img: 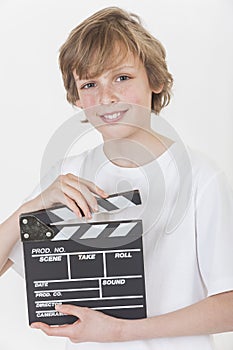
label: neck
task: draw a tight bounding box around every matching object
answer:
[103,129,174,168]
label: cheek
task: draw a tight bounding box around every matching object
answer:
[119,86,151,107]
[79,94,97,109]
[119,88,140,104]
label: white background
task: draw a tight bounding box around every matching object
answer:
[0,0,233,349]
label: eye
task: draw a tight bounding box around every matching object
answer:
[116,75,130,82]
[81,82,96,89]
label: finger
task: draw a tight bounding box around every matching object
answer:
[73,179,109,214]
[30,322,74,338]
[59,182,92,218]
[64,195,82,218]
[42,185,83,218]
[82,180,109,198]
[75,183,99,213]
[59,176,95,216]
[55,304,87,318]
[68,174,108,198]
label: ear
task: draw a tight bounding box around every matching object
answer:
[152,84,163,94]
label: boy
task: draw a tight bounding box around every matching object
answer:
[1,6,233,350]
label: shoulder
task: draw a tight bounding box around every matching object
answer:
[33,150,90,196]
[60,149,90,175]
[185,147,232,202]
[165,142,222,190]
[61,144,103,175]
[168,142,228,200]
[187,147,222,185]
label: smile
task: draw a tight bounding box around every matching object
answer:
[100,110,127,123]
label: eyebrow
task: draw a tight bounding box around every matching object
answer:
[74,65,136,82]
[111,65,136,72]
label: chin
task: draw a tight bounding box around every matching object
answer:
[99,124,139,140]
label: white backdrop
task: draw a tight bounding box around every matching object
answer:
[0,0,232,349]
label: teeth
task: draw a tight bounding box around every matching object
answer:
[103,112,121,120]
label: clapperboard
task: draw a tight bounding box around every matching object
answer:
[20,190,147,325]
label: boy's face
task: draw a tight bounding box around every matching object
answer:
[73,52,161,141]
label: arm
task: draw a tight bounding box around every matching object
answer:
[0,173,108,276]
[0,202,33,275]
[31,291,233,343]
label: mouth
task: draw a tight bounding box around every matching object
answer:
[99,110,127,124]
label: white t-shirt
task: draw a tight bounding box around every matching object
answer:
[9,142,233,350]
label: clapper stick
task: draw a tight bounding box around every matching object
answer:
[20,189,147,325]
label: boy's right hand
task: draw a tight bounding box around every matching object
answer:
[31,173,108,219]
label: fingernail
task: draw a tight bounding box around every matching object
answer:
[55,304,61,310]
[93,205,99,212]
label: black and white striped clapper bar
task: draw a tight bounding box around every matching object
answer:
[20,189,147,325]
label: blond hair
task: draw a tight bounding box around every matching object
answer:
[59,7,173,114]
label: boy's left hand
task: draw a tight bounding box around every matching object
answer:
[31,304,124,343]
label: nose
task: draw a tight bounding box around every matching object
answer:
[98,84,118,105]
